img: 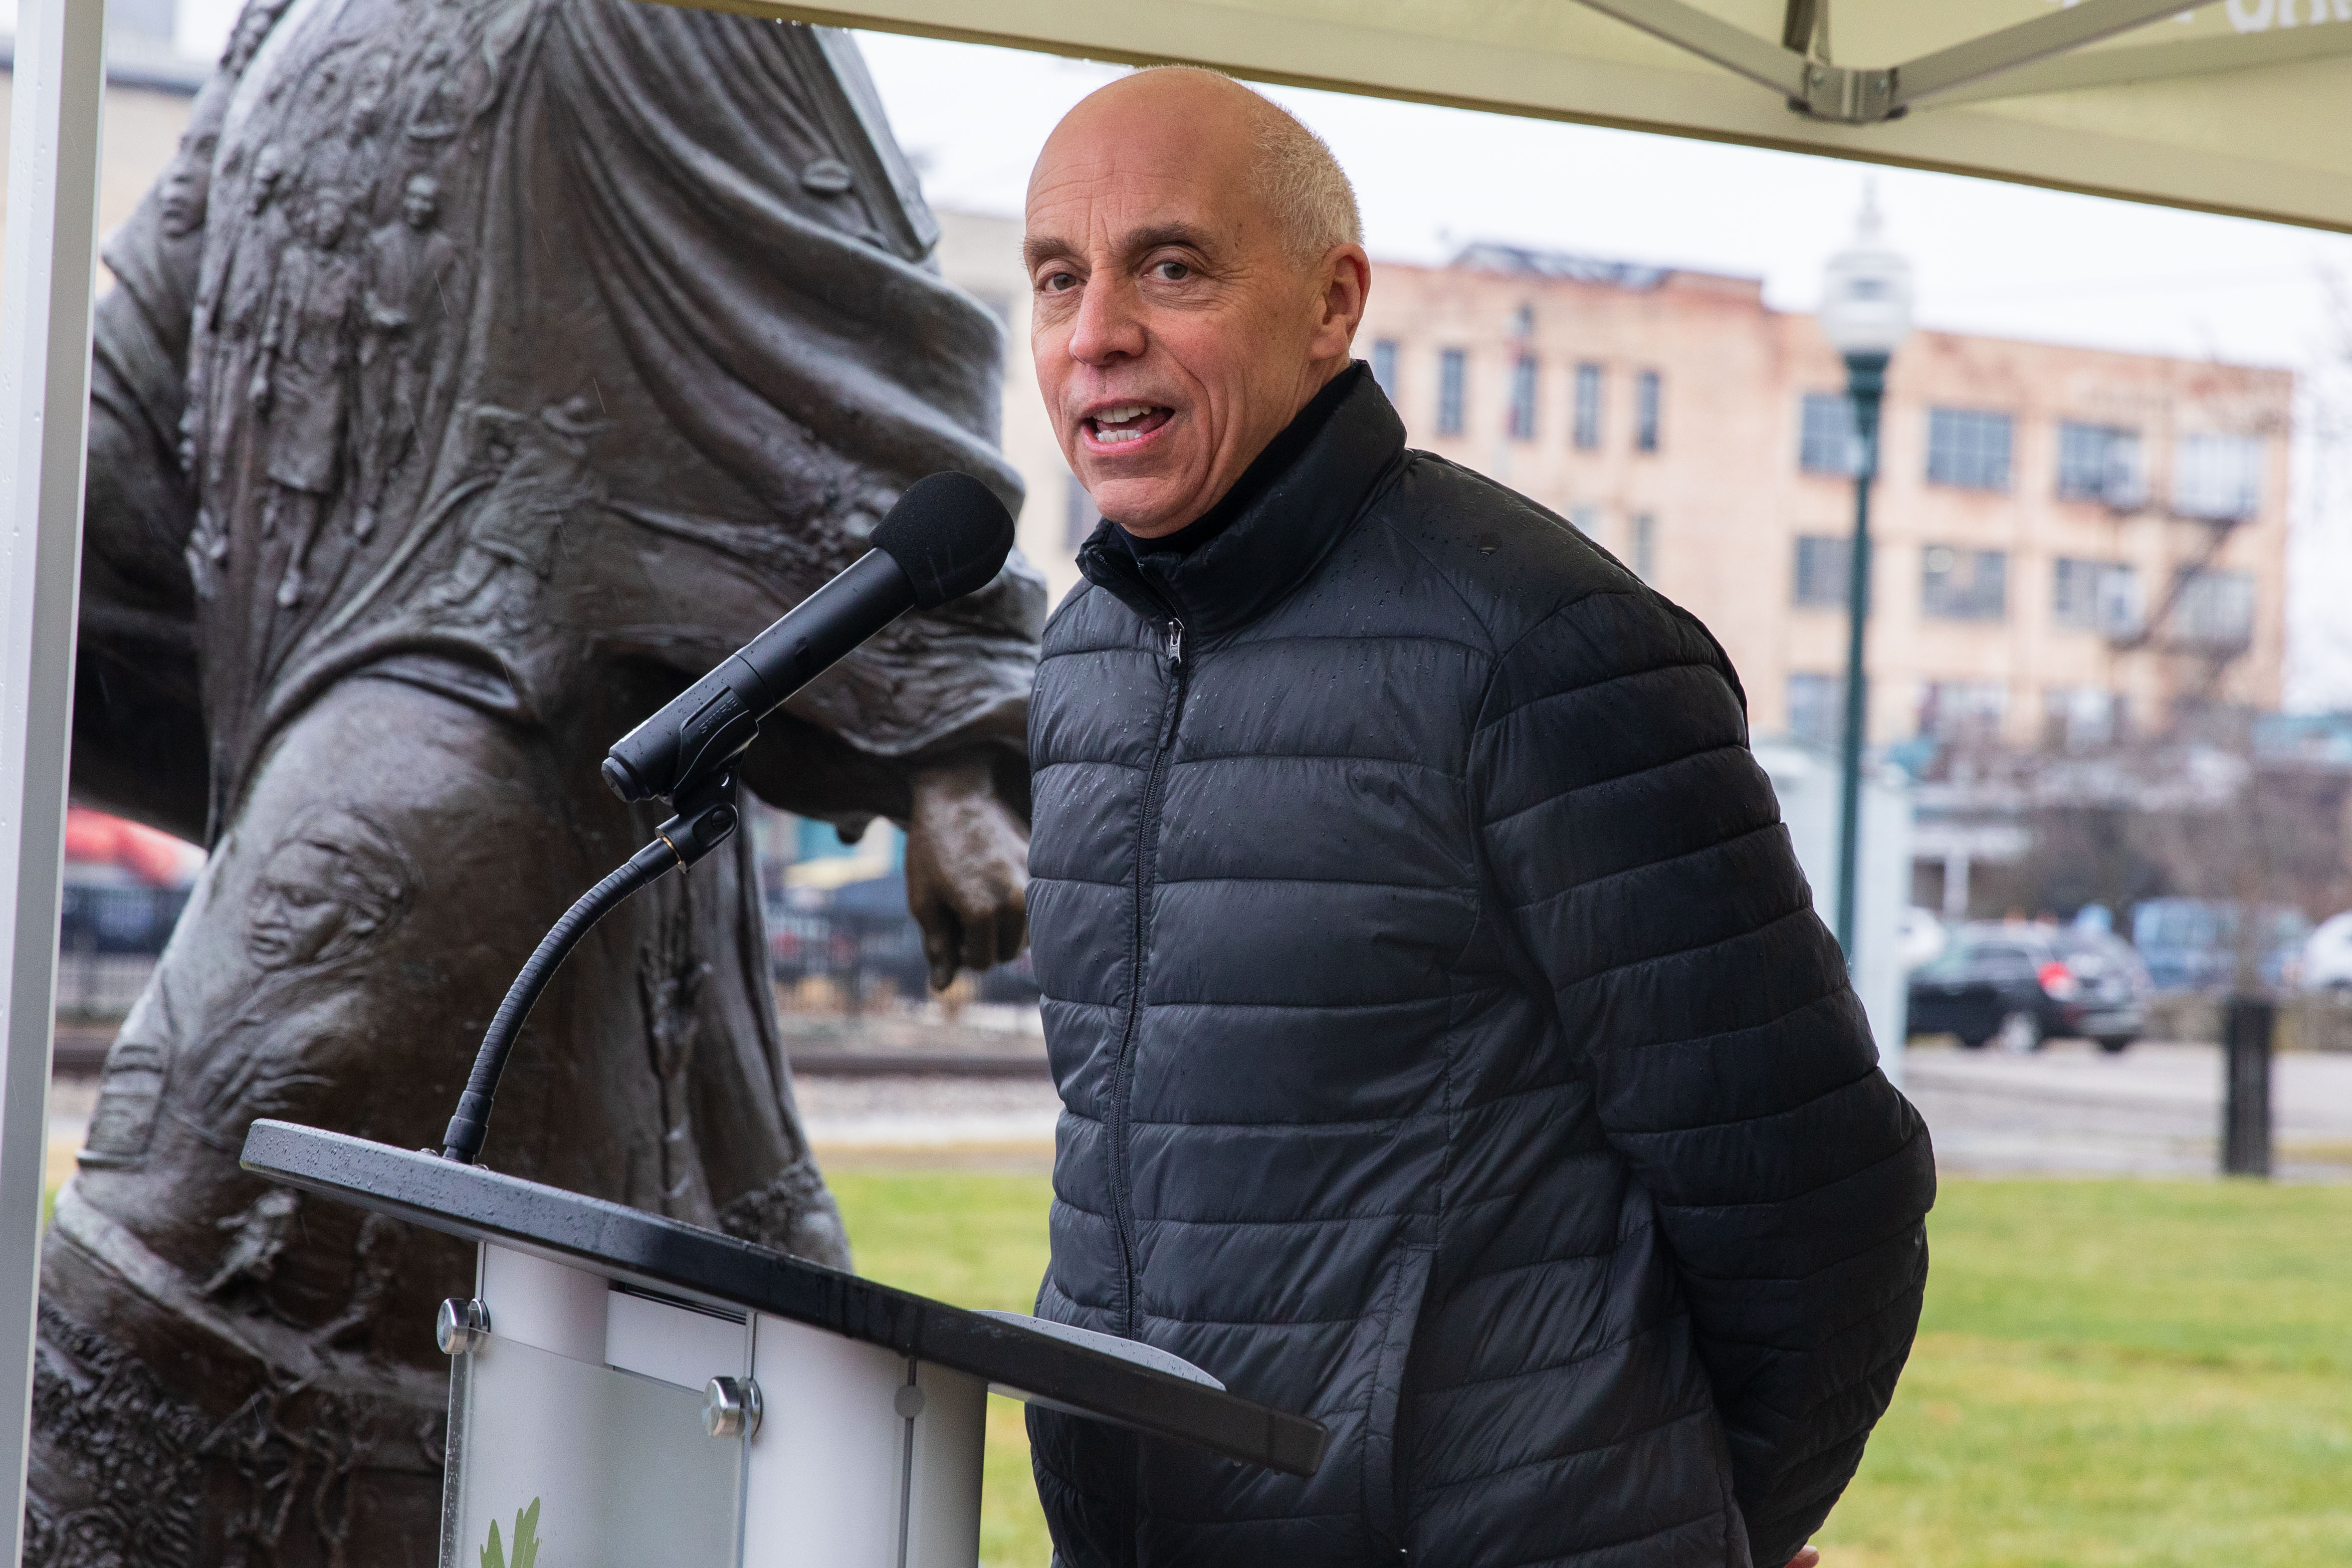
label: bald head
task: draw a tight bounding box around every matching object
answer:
[1025,70,1372,537]
[1136,69,1360,261]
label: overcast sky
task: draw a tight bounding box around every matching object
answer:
[38,2,2352,703]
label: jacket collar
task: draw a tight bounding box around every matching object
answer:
[1074,365,1407,640]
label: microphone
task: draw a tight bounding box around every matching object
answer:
[601,473,1015,805]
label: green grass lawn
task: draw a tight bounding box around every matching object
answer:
[831,1173,2352,1568]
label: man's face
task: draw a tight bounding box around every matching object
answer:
[1024,75,1366,538]
[402,182,438,230]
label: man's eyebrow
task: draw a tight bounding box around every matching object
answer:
[1022,234,1076,270]
[1123,222,1216,257]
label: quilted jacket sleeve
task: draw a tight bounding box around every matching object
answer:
[1469,586,1935,1568]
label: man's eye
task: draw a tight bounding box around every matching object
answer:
[1151,260,1192,282]
[1039,270,1078,294]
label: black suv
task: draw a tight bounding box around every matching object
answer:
[1907,923,2152,1053]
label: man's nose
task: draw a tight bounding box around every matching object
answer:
[1065,273,1146,366]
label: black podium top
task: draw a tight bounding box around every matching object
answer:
[241,1120,1326,1476]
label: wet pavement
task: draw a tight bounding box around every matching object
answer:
[45,1037,2350,1185]
[1902,1038,2352,1182]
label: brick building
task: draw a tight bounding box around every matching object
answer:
[1356,243,2291,750]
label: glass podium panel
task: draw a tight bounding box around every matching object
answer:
[443,1333,742,1568]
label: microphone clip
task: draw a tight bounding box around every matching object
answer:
[652,768,743,871]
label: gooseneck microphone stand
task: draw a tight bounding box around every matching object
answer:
[431,470,1018,1166]
[438,766,743,1165]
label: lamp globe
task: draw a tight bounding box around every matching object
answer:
[1820,184,1914,359]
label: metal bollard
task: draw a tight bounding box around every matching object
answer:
[2221,996,2274,1179]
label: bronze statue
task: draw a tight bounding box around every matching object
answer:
[46,1,1041,1559]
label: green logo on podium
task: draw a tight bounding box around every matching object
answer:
[481,1498,541,1568]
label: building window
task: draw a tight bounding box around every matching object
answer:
[1630,513,1657,583]
[2056,421,2143,506]
[1568,504,1602,544]
[1926,407,2013,491]
[1508,353,1538,441]
[1064,473,1100,550]
[2169,567,2256,648]
[2174,433,2263,520]
[1787,673,1845,746]
[1921,544,2007,621]
[1799,392,1857,475]
[2042,687,2122,750]
[1437,348,1467,436]
[1918,680,2009,742]
[1573,362,1602,449]
[1792,534,1853,608]
[2052,557,2141,635]
[1634,370,1661,452]
[1370,339,1399,401]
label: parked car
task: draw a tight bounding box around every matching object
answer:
[1897,907,1947,971]
[2301,912,2352,995]
[1907,922,2153,1053]
[2129,899,2309,994]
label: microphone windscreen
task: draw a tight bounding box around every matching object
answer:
[872,473,1017,610]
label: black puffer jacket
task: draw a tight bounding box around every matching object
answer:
[1025,368,1934,1567]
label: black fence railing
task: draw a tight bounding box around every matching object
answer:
[60,884,189,955]
[56,883,190,1020]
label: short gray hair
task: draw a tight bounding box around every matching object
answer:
[1136,66,1362,262]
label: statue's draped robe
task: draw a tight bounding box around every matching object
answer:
[177,0,1037,813]
[45,2,1040,1561]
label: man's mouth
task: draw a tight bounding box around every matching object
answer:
[1086,404,1174,446]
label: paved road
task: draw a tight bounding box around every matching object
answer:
[1904,1039,2352,1182]
[46,1040,2349,1184]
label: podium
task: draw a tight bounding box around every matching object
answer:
[240,1121,1326,1568]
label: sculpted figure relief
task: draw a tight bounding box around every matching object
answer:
[51,2,1041,1560]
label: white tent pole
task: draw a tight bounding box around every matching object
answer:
[1925,22,2352,108]
[1570,0,1808,98]
[1891,0,2215,108]
[0,0,107,1553]
[1567,0,2213,122]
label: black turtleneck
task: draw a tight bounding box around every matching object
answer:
[1117,362,1370,560]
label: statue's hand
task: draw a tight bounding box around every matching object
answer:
[903,755,1028,992]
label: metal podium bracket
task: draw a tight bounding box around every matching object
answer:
[438,1298,492,1356]
[703,1376,763,1439]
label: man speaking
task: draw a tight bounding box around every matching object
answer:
[1021,68,1933,1567]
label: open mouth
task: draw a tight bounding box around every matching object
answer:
[1086,404,1174,446]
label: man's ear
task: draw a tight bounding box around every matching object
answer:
[1311,244,1371,362]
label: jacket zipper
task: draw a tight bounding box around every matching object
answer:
[1108,617,1186,1340]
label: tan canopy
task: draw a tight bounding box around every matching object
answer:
[741,0,2352,233]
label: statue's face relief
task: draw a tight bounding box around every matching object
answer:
[314,199,349,249]
[1023,72,1366,539]
[242,812,414,972]
[350,52,395,135]
[159,132,218,237]
[247,843,356,969]
[250,151,286,213]
[402,183,439,230]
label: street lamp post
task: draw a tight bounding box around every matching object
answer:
[1818,188,1913,961]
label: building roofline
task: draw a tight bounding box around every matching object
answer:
[1368,242,2294,380]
